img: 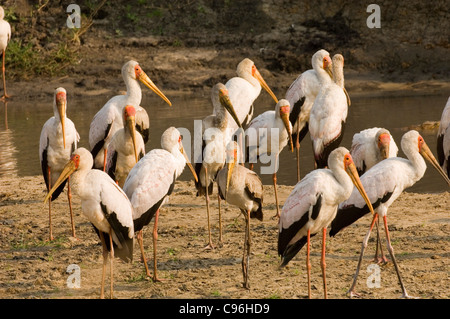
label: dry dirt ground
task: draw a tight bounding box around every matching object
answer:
[0,177,448,299]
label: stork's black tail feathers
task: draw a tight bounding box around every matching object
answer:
[279,234,316,268]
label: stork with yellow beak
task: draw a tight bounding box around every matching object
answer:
[105,105,145,187]
[216,141,264,289]
[245,99,294,218]
[89,60,171,170]
[39,87,80,240]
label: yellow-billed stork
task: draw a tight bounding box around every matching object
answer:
[123,127,198,282]
[278,147,375,299]
[105,105,145,187]
[216,140,264,289]
[309,54,349,169]
[350,127,399,263]
[39,87,79,240]
[44,147,134,299]
[89,60,171,170]
[330,130,450,298]
[245,99,293,218]
[224,58,278,128]
[285,49,333,180]
[195,83,242,249]
[350,127,399,176]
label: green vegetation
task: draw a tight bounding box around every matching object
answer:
[6,39,79,80]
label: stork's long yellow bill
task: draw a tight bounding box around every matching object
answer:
[43,159,77,204]
[345,161,375,215]
[180,145,198,183]
[419,141,450,186]
[253,67,278,104]
[138,71,172,107]
[56,95,66,149]
[280,112,294,152]
[219,88,242,129]
[126,115,139,164]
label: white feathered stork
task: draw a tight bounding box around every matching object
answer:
[105,105,145,187]
[285,49,333,180]
[39,87,79,240]
[89,60,171,170]
[216,140,264,289]
[329,130,450,298]
[278,147,374,299]
[350,127,399,263]
[0,6,11,100]
[123,127,198,282]
[245,99,293,218]
[194,83,242,249]
[223,58,279,129]
[44,148,134,299]
[437,97,450,178]
[351,127,399,176]
[309,54,349,169]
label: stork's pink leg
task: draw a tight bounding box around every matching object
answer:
[1,49,9,100]
[348,213,378,298]
[295,114,301,182]
[137,230,152,278]
[67,176,76,238]
[152,209,163,282]
[47,166,54,241]
[321,227,328,299]
[306,229,311,299]
[382,215,416,299]
[109,229,114,299]
[204,166,215,250]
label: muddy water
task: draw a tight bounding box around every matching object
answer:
[0,91,448,194]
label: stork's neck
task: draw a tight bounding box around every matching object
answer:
[315,66,332,85]
[170,147,187,178]
[124,76,142,105]
[69,168,90,197]
[405,147,427,183]
[239,71,261,90]
[212,99,229,131]
[330,165,354,200]
[333,64,345,88]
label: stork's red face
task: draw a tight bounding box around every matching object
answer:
[55,91,66,104]
[71,154,81,169]
[323,55,333,78]
[133,64,172,106]
[134,65,143,79]
[343,153,354,168]
[323,56,332,69]
[417,135,425,152]
[279,105,290,115]
[123,105,136,120]
[377,133,391,159]
[250,63,278,103]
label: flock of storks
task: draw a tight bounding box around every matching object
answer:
[1,6,449,299]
